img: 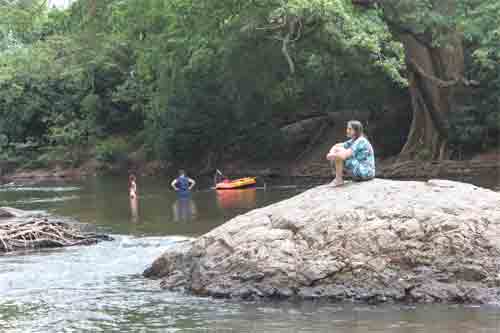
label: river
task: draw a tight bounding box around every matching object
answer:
[1,176,499,332]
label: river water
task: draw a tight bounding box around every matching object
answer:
[1,176,499,332]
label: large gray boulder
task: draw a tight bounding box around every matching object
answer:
[144,179,500,304]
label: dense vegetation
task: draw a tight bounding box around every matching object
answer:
[0,0,498,171]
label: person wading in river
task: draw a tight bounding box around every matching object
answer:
[129,174,138,199]
[128,173,139,222]
[171,170,196,198]
[326,120,375,187]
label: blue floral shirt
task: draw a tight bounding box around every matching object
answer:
[343,136,375,179]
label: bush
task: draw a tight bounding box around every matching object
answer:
[449,49,500,155]
[95,138,130,163]
[0,149,26,165]
[22,155,52,170]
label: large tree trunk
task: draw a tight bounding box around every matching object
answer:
[352,0,466,161]
[398,32,464,160]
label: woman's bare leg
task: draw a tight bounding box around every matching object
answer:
[335,157,344,185]
[327,145,351,186]
[330,156,345,186]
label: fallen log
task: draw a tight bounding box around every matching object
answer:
[0,219,112,253]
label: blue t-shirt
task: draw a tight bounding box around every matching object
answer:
[176,176,191,198]
[343,136,375,179]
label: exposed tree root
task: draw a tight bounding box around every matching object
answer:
[0,219,112,253]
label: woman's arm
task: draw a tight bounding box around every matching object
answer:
[188,178,196,190]
[171,179,178,190]
[329,139,351,151]
[327,146,353,160]
[343,148,353,159]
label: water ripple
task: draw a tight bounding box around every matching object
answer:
[0,186,81,193]
[5,195,80,205]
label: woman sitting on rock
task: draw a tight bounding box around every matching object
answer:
[326,120,375,186]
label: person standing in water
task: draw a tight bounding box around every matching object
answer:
[128,174,139,222]
[326,120,375,186]
[129,174,138,199]
[171,169,196,197]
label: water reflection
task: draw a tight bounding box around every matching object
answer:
[130,196,139,223]
[172,198,197,222]
[216,188,257,210]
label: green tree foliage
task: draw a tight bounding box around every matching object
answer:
[0,0,498,168]
[453,0,500,154]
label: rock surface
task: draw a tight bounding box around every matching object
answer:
[144,179,500,304]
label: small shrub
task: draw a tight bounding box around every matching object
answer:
[95,138,130,163]
[22,155,51,170]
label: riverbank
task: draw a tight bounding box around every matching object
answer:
[289,157,500,190]
[1,150,498,191]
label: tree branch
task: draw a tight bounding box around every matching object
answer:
[259,15,301,75]
[255,22,286,31]
[282,31,295,74]
[412,70,450,140]
[290,19,302,42]
[409,58,479,88]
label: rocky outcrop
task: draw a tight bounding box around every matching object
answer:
[280,116,330,149]
[145,179,500,304]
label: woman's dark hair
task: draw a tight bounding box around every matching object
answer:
[347,120,364,139]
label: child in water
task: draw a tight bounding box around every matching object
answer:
[129,174,138,199]
[128,173,139,222]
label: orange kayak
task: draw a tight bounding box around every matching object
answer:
[215,177,257,190]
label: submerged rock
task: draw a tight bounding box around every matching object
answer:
[145,179,500,304]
